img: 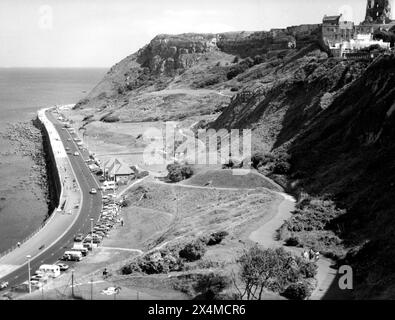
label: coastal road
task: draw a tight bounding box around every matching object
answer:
[0,110,102,290]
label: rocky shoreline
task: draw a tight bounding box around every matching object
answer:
[0,118,57,220]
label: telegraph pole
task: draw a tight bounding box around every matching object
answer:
[71,269,75,299]
[26,255,31,294]
[90,277,93,300]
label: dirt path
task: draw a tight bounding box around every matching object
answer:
[248,191,338,300]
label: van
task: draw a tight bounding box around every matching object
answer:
[37,264,61,278]
[63,251,82,261]
[72,243,89,256]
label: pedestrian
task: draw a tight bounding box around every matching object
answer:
[315,251,320,261]
[309,248,315,261]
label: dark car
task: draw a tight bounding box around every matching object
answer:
[74,233,84,242]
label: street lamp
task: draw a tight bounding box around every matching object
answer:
[26,255,31,294]
[90,218,94,251]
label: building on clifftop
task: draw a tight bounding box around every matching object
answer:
[364,0,392,24]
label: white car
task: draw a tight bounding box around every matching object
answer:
[56,263,69,271]
[0,281,8,290]
[90,188,97,194]
[74,152,79,156]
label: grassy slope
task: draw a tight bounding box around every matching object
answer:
[183,169,282,192]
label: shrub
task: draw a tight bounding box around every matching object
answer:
[193,273,231,300]
[179,240,206,262]
[167,163,194,182]
[299,261,318,278]
[282,282,312,300]
[251,152,275,169]
[254,55,265,65]
[226,63,249,80]
[285,236,300,247]
[273,160,290,174]
[206,231,229,246]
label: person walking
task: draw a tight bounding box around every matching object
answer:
[309,248,315,261]
[315,251,320,261]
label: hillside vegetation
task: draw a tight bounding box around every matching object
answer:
[74,25,395,299]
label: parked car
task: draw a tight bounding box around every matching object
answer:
[73,152,79,156]
[90,188,97,194]
[31,274,46,282]
[74,233,84,242]
[56,263,69,271]
[0,281,8,290]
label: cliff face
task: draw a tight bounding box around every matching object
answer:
[75,27,322,124]
[288,56,395,298]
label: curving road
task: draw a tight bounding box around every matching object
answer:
[0,110,102,290]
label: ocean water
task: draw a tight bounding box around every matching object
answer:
[0,68,106,254]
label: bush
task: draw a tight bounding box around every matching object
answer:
[167,163,194,182]
[226,63,249,80]
[193,273,231,300]
[205,231,229,246]
[254,55,265,65]
[282,282,312,300]
[251,152,275,169]
[299,262,318,278]
[285,236,300,247]
[273,160,290,174]
[179,240,206,262]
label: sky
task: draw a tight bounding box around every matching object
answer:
[0,0,391,68]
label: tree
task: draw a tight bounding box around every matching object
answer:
[234,246,316,300]
[193,273,231,300]
[167,163,194,182]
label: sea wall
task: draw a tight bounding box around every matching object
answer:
[36,109,63,217]
[33,117,60,214]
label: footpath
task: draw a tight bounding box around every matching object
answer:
[249,191,338,300]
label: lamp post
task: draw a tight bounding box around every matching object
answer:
[26,255,31,294]
[90,218,94,251]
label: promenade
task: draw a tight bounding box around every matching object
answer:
[0,108,83,282]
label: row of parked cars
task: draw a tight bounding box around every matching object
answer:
[60,192,122,264]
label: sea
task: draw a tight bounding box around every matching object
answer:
[0,68,106,255]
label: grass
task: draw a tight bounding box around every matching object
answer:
[183,169,282,191]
